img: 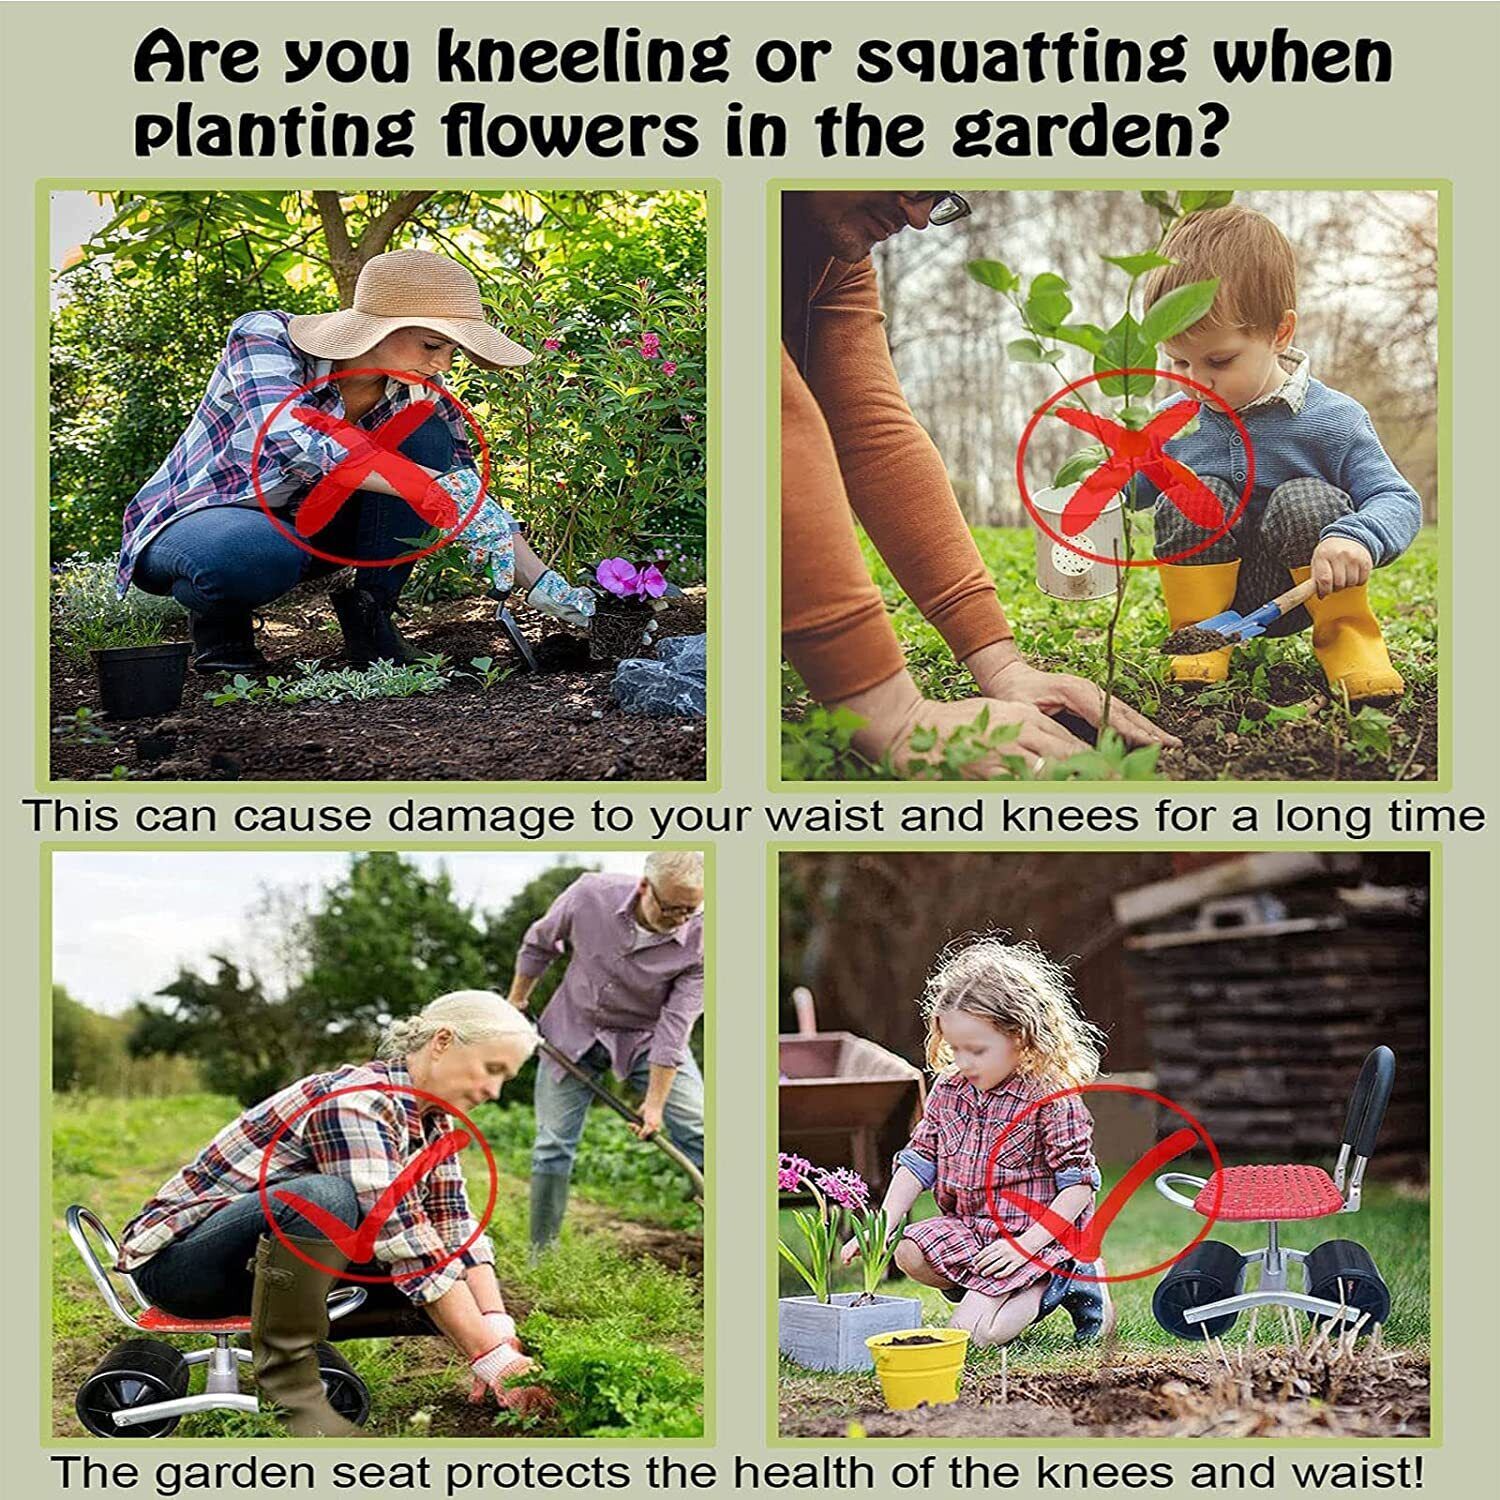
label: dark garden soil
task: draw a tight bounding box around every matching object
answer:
[780,1348,1430,1439]
[50,591,707,783]
[1160,626,1234,655]
[1152,661,1437,782]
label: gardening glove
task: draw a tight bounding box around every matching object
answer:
[416,466,486,533]
[482,1311,523,1352]
[467,1342,556,1417]
[455,494,519,594]
[527,569,597,632]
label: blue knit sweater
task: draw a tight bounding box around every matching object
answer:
[1138,364,1422,567]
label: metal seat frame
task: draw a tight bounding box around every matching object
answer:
[67,1205,365,1431]
[1152,1046,1395,1333]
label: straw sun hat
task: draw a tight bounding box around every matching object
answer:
[288,249,532,371]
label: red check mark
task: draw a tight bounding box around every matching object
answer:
[997,1127,1200,1263]
[273,1129,471,1263]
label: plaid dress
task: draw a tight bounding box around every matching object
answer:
[116,1060,492,1305]
[900,1071,1098,1298]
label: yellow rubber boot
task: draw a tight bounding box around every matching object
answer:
[1290,567,1404,702]
[1158,561,1240,683]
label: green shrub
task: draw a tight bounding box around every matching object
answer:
[514,1313,701,1437]
[51,554,186,660]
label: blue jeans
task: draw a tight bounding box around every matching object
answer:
[532,1043,706,1179]
[133,412,456,616]
[132,1173,363,1319]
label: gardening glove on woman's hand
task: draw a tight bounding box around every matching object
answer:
[527,569,597,632]
[414,466,484,531]
[456,495,518,594]
[481,1311,522,1352]
[977,659,1180,751]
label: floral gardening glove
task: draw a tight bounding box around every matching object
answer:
[417,466,486,533]
[527,569,597,632]
[454,493,518,594]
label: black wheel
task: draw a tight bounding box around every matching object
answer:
[1152,1240,1248,1340]
[315,1342,371,1426]
[1303,1240,1390,1331]
[75,1339,190,1438]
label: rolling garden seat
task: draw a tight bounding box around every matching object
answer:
[66,1205,370,1437]
[1150,1046,1396,1340]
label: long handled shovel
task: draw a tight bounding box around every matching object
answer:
[536,1038,706,1202]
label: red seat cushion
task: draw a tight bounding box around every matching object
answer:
[138,1307,252,1334]
[1193,1164,1344,1221]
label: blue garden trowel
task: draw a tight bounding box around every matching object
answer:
[1198,576,1318,642]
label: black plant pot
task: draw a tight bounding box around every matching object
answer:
[589,601,656,662]
[92,642,191,720]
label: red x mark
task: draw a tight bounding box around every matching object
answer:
[1051,402,1223,537]
[291,401,460,538]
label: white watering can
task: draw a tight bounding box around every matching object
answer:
[1029,485,1126,602]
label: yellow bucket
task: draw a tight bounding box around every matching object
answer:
[865,1328,970,1410]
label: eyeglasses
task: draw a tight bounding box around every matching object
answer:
[906,191,972,227]
[647,881,702,920]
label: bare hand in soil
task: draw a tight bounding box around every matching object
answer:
[1161,625,1233,655]
[1311,536,1374,596]
[894,696,1093,770]
[979,661,1180,749]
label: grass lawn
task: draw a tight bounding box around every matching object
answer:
[51,1093,703,1439]
[782,525,1439,783]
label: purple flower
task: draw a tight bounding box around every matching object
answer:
[637,565,668,598]
[813,1166,870,1211]
[595,558,640,597]
[778,1153,813,1192]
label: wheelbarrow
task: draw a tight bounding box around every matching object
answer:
[778,988,926,1196]
[65,1206,369,1437]
[538,1039,705,1202]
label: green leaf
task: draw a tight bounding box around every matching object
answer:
[1102,251,1175,276]
[1006,338,1054,364]
[908,725,937,753]
[1140,190,1179,219]
[1180,190,1234,214]
[1140,278,1220,346]
[1052,322,1106,355]
[1094,314,1156,399]
[966,258,1019,293]
[1119,404,1154,430]
[1266,704,1310,726]
[1053,443,1108,489]
[1025,273,1072,331]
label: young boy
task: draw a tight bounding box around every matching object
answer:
[1140,204,1421,700]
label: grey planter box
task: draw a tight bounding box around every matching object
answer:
[778,1293,924,1372]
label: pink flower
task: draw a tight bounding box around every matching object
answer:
[640,332,661,359]
[595,558,640,597]
[778,1153,813,1193]
[637,565,668,598]
[542,338,561,352]
[661,360,678,377]
[813,1166,870,1212]
[681,412,697,427]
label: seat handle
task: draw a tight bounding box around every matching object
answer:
[1155,1172,1208,1211]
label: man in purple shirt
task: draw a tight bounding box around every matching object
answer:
[509,853,705,1254]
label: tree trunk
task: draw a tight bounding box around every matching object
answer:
[313,191,432,306]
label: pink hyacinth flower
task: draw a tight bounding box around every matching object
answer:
[595,557,639,597]
[636,565,668,598]
[778,1153,813,1192]
[813,1166,870,1211]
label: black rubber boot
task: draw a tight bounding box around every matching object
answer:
[330,586,417,667]
[190,609,266,674]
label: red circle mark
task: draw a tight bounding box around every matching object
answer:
[1015,368,1255,568]
[256,1082,499,1285]
[249,368,491,570]
[981,1082,1223,1285]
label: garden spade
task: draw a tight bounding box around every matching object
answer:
[490,588,540,673]
[536,1038,706,1203]
[1197,576,1318,643]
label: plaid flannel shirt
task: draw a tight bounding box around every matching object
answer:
[116,1060,493,1304]
[114,310,477,597]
